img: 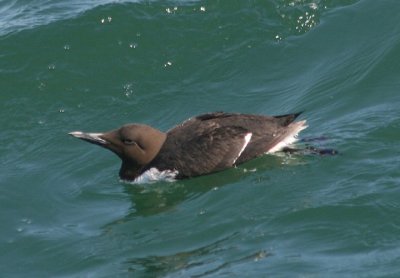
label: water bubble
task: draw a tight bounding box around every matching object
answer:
[64,44,70,50]
[198,209,207,215]
[48,64,56,70]
[165,7,178,14]
[100,16,112,24]
[38,82,46,91]
[123,83,134,97]
[164,61,172,68]
[21,218,32,224]
[310,3,318,10]
[254,250,268,262]
[200,6,206,12]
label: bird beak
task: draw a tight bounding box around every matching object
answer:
[69,131,108,145]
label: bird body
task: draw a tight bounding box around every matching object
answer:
[69,112,307,182]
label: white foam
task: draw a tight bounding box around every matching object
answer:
[267,120,308,153]
[233,132,252,164]
[126,167,178,184]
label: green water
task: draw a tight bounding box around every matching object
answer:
[1,0,400,277]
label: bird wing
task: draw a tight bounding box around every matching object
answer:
[149,126,252,178]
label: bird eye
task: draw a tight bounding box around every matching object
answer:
[122,139,136,145]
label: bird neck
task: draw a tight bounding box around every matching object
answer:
[119,161,143,181]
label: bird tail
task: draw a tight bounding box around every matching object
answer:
[273,112,303,126]
[267,120,308,153]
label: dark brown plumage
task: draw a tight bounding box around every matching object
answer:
[69,112,307,182]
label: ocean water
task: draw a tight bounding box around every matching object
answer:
[1,0,400,277]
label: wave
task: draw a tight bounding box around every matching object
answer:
[0,0,139,36]
[0,0,359,37]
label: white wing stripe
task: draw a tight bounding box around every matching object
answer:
[233,132,252,164]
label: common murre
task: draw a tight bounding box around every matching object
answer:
[69,112,308,182]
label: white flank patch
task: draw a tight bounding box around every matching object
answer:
[233,132,252,164]
[267,120,308,154]
[129,168,178,184]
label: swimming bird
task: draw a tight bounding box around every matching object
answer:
[69,112,307,182]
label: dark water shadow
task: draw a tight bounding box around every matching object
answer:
[123,231,269,277]
[120,154,296,218]
[102,142,336,227]
[124,232,238,277]
[121,169,249,217]
[99,146,337,276]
